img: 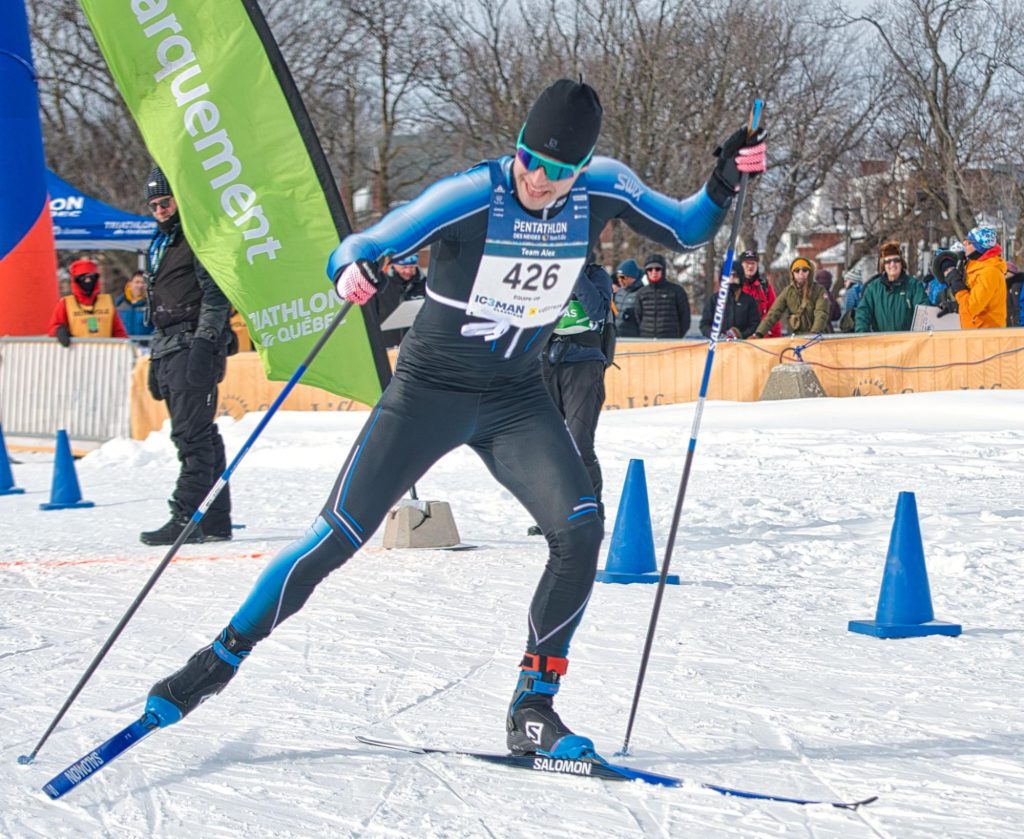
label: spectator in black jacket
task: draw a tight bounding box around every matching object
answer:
[613,258,643,337]
[699,270,760,338]
[140,167,234,546]
[377,253,427,346]
[636,253,691,338]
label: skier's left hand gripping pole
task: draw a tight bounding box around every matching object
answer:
[618,100,764,757]
[18,258,383,765]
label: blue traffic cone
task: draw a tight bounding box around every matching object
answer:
[848,491,960,639]
[0,424,25,496]
[39,429,94,511]
[596,459,679,585]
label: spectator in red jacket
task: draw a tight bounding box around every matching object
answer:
[736,249,780,337]
[47,258,127,347]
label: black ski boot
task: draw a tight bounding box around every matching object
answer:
[140,511,204,546]
[202,518,233,542]
[506,653,595,759]
[145,626,252,727]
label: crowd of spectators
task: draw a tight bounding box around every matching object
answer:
[604,223,1024,343]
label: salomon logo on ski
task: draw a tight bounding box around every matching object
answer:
[533,756,593,775]
[62,750,105,783]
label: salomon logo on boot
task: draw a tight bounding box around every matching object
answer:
[146,626,252,727]
[506,653,595,759]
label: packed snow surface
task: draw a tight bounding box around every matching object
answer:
[2,390,1022,837]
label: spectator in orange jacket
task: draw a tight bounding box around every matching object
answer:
[47,258,127,347]
[946,226,1007,329]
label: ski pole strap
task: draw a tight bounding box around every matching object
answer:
[520,653,568,678]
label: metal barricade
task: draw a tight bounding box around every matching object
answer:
[0,337,138,442]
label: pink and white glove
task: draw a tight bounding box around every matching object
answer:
[736,141,767,174]
[335,262,377,305]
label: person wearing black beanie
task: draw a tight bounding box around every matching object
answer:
[521,79,602,165]
[513,79,603,210]
[138,165,234,548]
[145,79,768,778]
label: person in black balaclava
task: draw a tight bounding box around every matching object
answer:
[139,167,234,546]
[47,257,128,345]
[143,79,767,771]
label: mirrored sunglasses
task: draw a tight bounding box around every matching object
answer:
[515,126,593,181]
[793,267,810,274]
[148,197,173,211]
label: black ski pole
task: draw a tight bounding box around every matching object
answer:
[619,100,764,756]
[19,275,372,765]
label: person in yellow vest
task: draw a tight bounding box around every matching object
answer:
[47,258,127,346]
[944,225,1007,328]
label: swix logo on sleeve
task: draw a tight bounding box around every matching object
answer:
[614,173,644,201]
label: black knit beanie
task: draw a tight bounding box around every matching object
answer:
[521,79,602,165]
[144,167,173,201]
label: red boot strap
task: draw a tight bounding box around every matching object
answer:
[520,653,568,676]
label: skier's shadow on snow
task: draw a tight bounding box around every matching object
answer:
[123,736,373,797]
[116,729,1024,799]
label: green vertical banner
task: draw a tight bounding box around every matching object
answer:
[79,0,390,403]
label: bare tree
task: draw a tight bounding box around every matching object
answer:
[262,0,374,219]
[28,1,150,211]
[847,0,1024,239]
[750,9,877,268]
[33,0,1024,285]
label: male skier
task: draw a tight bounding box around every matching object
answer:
[146,79,766,759]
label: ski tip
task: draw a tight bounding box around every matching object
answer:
[17,753,34,765]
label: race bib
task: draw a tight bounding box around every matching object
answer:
[466,162,590,329]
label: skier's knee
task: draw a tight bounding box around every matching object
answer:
[549,514,603,576]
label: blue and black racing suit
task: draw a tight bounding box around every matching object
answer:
[226,156,728,659]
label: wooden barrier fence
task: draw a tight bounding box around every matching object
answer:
[130,328,1024,439]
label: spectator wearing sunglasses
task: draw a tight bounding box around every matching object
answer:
[636,253,691,338]
[145,79,768,763]
[139,166,234,547]
[47,257,128,346]
[754,256,830,337]
[855,241,928,333]
[736,249,780,337]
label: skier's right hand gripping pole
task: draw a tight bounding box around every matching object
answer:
[619,100,764,758]
[335,257,390,306]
